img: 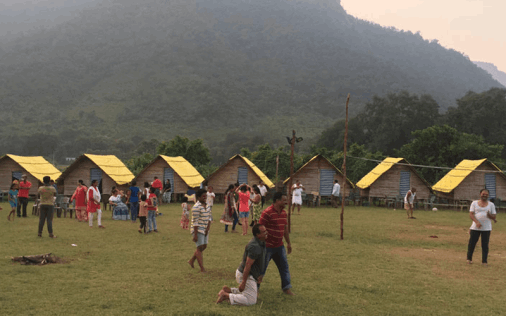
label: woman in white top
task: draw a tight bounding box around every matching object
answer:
[467,188,497,265]
[291,180,304,215]
[110,189,130,221]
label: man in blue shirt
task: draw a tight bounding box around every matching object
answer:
[126,180,140,223]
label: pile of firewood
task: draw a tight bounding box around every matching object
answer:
[11,253,64,265]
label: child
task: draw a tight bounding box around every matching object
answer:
[180,196,189,229]
[138,194,148,234]
[8,184,18,221]
[147,187,158,233]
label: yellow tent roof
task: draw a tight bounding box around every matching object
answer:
[234,155,275,188]
[283,155,355,188]
[356,157,403,189]
[84,154,134,185]
[6,154,61,183]
[159,155,204,188]
[432,159,489,193]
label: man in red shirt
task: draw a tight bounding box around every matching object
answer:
[17,174,32,217]
[258,192,294,296]
[151,176,163,203]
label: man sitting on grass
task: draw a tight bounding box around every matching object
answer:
[216,224,267,306]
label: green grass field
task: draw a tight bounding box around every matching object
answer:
[1,202,505,316]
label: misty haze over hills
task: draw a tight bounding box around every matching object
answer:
[473,61,506,88]
[0,0,101,40]
[0,0,503,162]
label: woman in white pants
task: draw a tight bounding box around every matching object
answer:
[87,180,105,228]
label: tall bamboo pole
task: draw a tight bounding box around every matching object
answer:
[276,155,279,183]
[341,94,350,240]
[287,130,295,234]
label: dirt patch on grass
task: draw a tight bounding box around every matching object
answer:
[392,224,470,245]
[388,247,475,280]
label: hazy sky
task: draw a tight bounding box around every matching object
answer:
[341,0,506,73]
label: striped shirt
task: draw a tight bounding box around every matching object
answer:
[259,205,287,248]
[191,201,211,235]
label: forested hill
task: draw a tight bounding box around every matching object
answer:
[474,61,506,88]
[0,0,502,163]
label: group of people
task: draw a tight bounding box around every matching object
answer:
[69,177,165,233]
[185,186,294,306]
[218,181,268,235]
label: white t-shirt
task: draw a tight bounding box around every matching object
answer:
[206,192,215,207]
[469,200,496,231]
[404,190,415,205]
[292,184,303,197]
[109,195,121,204]
[332,183,340,196]
[258,185,268,197]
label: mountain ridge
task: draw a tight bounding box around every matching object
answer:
[0,0,502,163]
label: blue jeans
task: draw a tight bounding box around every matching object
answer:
[264,245,292,291]
[148,210,157,231]
[130,202,139,222]
[225,212,239,232]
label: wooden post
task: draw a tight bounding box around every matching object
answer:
[341,94,350,240]
[287,130,295,233]
[275,155,279,183]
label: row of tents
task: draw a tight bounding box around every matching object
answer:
[0,153,503,203]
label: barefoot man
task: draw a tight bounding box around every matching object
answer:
[216,224,267,305]
[188,189,211,272]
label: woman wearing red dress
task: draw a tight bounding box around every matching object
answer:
[87,180,105,228]
[70,180,88,222]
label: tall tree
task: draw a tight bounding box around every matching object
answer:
[444,88,506,157]
[317,91,440,154]
[157,136,211,170]
[395,125,504,184]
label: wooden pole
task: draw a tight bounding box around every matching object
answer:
[275,154,279,184]
[341,94,350,240]
[287,130,295,234]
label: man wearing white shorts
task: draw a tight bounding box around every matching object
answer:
[216,224,267,306]
[291,180,304,215]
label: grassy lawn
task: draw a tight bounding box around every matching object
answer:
[1,202,506,316]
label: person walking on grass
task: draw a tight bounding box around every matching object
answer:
[188,189,211,273]
[70,180,88,222]
[7,183,18,221]
[250,186,262,226]
[467,188,497,266]
[258,180,268,208]
[87,180,105,229]
[221,184,238,233]
[236,184,252,235]
[37,176,57,238]
[216,224,267,306]
[17,174,32,218]
[291,180,304,215]
[146,187,158,233]
[138,194,149,234]
[151,176,163,203]
[126,180,140,223]
[207,186,216,221]
[162,179,172,203]
[331,180,341,208]
[258,192,294,296]
[404,187,417,219]
[180,196,190,230]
